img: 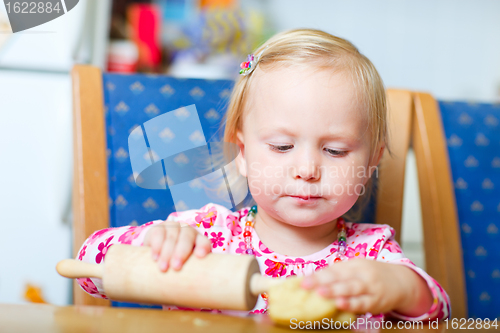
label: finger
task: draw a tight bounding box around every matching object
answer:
[315,280,366,299]
[330,280,367,297]
[158,225,180,272]
[193,233,212,257]
[142,225,155,246]
[170,228,198,270]
[301,264,352,289]
[146,226,166,261]
[335,295,373,314]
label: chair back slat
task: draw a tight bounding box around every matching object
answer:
[72,65,111,306]
[375,89,414,244]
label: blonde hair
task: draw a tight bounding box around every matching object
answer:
[218,28,389,222]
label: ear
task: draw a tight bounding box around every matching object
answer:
[367,143,385,180]
[373,143,385,166]
[235,131,247,177]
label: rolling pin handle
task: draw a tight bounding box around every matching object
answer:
[249,274,282,296]
[56,259,104,279]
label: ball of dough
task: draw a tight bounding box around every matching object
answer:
[267,276,338,326]
[334,311,358,324]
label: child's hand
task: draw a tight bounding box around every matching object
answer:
[301,259,432,316]
[143,221,211,272]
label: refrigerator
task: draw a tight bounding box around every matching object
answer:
[0,0,111,305]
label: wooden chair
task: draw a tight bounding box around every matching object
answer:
[72,65,110,307]
[71,65,466,317]
[375,91,467,318]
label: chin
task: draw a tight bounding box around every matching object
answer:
[280,208,327,224]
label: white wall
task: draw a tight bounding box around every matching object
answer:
[265,0,500,268]
[0,1,86,71]
[0,0,110,305]
[0,0,111,71]
[0,71,72,306]
[266,0,500,102]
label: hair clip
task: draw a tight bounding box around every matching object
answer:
[239,47,267,76]
[239,54,257,76]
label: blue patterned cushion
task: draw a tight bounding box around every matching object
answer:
[102,73,235,308]
[440,101,500,319]
[103,74,235,228]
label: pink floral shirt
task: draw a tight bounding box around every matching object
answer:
[76,203,451,321]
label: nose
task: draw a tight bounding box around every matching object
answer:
[293,149,321,181]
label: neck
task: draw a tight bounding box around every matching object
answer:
[253,206,338,257]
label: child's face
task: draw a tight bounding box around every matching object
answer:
[236,65,383,227]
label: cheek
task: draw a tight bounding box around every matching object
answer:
[247,155,285,183]
[246,163,289,201]
[323,159,371,207]
[325,158,370,186]
[326,177,364,217]
[245,162,272,197]
[342,153,372,182]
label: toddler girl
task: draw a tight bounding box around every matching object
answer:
[77,29,450,321]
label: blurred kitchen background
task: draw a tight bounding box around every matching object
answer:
[0,0,499,305]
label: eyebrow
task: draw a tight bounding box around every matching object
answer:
[257,126,295,136]
[257,126,358,143]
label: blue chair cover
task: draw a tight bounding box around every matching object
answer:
[440,101,500,319]
[103,73,237,308]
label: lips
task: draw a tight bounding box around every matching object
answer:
[290,195,321,200]
[288,195,322,205]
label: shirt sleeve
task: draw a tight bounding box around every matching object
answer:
[374,227,451,322]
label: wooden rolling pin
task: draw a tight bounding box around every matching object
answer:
[57,244,280,311]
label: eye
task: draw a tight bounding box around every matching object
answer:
[325,148,347,157]
[268,144,293,152]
